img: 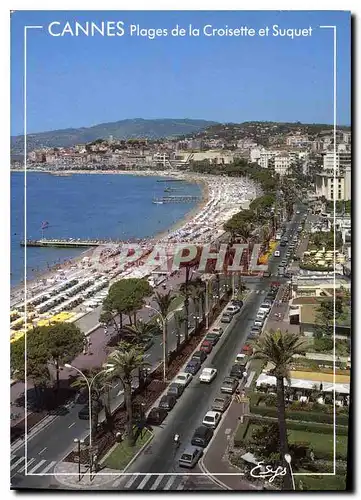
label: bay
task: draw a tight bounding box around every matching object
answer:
[10,172,201,286]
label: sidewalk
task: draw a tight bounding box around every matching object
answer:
[53,461,121,490]
[201,399,261,491]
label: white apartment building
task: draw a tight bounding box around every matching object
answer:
[343,131,351,144]
[274,153,291,176]
[258,148,277,169]
[315,167,351,201]
[249,147,261,164]
[322,151,351,174]
[286,135,308,146]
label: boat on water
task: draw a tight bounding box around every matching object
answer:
[153,200,164,205]
[51,172,72,177]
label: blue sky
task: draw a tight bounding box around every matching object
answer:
[11,10,351,135]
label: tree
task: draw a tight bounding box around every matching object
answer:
[252,329,307,490]
[103,278,153,327]
[187,279,206,329]
[174,310,186,350]
[123,320,158,387]
[107,342,149,446]
[154,291,174,368]
[45,323,84,391]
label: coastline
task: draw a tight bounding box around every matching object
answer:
[10,170,209,297]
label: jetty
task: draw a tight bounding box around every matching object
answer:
[156,179,184,183]
[20,239,119,248]
[152,195,201,204]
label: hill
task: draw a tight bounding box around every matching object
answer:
[11,118,218,154]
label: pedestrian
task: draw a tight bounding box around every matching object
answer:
[243,371,248,381]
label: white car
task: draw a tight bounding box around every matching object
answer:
[199,368,217,383]
[202,411,222,429]
[174,372,193,387]
[235,353,247,364]
[274,250,280,257]
[210,326,224,336]
[226,305,240,315]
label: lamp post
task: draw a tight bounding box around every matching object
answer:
[64,364,114,478]
[145,305,182,382]
[74,438,84,482]
[284,453,296,490]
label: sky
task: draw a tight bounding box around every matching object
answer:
[10,10,351,136]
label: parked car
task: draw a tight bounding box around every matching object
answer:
[200,340,213,354]
[274,250,280,257]
[254,318,264,328]
[209,326,224,336]
[185,359,202,375]
[191,350,207,363]
[230,363,246,379]
[202,411,221,429]
[263,271,271,277]
[146,407,168,426]
[191,425,214,447]
[211,394,232,412]
[221,313,232,323]
[204,333,219,346]
[158,395,177,411]
[174,372,193,386]
[251,325,262,335]
[167,383,184,399]
[78,405,91,420]
[220,377,239,394]
[241,344,253,354]
[178,446,203,468]
[256,311,266,321]
[199,367,217,383]
[235,353,248,364]
[260,303,272,312]
[225,305,240,315]
[231,299,243,308]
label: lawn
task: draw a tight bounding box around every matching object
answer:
[288,430,347,459]
[103,429,153,470]
[296,474,346,491]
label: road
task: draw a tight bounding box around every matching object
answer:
[11,207,306,490]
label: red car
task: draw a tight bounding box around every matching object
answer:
[241,344,253,354]
[200,340,213,354]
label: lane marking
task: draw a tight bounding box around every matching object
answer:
[176,480,184,490]
[137,474,153,489]
[38,447,47,455]
[124,473,139,489]
[10,456,25,471]
[164,475,177,490]
[68,422,75,429]
[36,460,56,474]
[150,474,164,490]
[28,459,46,473]
[111,476,123,487]
[17,458,35,474]
[114,383,119,388]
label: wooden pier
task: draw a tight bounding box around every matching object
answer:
[20,239,118,248]
[153,195,201,204]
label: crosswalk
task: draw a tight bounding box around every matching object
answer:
[110,473,223,491]
[10,455,57,478]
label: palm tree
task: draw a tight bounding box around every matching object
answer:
[153,291,174,368]
[252,330,307,490]
[123,320,157,387]
[174,310,186,350]
[187,280,205,330]
[107,341,149,446]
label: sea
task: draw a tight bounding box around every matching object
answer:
[11,172,201,287]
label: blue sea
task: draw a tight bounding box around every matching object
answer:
[11,172,201,286]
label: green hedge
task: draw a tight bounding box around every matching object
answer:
[250,404,349,425]
[286,420,349,436]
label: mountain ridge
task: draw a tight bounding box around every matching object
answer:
[11,118,218,154]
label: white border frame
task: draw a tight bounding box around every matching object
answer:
[18,18,342,485]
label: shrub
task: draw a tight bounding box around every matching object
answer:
[250,404,349,425]
[286,420,349,436]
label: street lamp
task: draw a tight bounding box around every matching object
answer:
[74,438,84,482]
[145,305,182,382]
[64,364,114,478]
[284,453,296,490]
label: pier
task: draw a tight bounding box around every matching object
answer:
[153,195,201,204]
[20,239,119,248]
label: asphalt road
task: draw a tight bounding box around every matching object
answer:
[114,207,306,478]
